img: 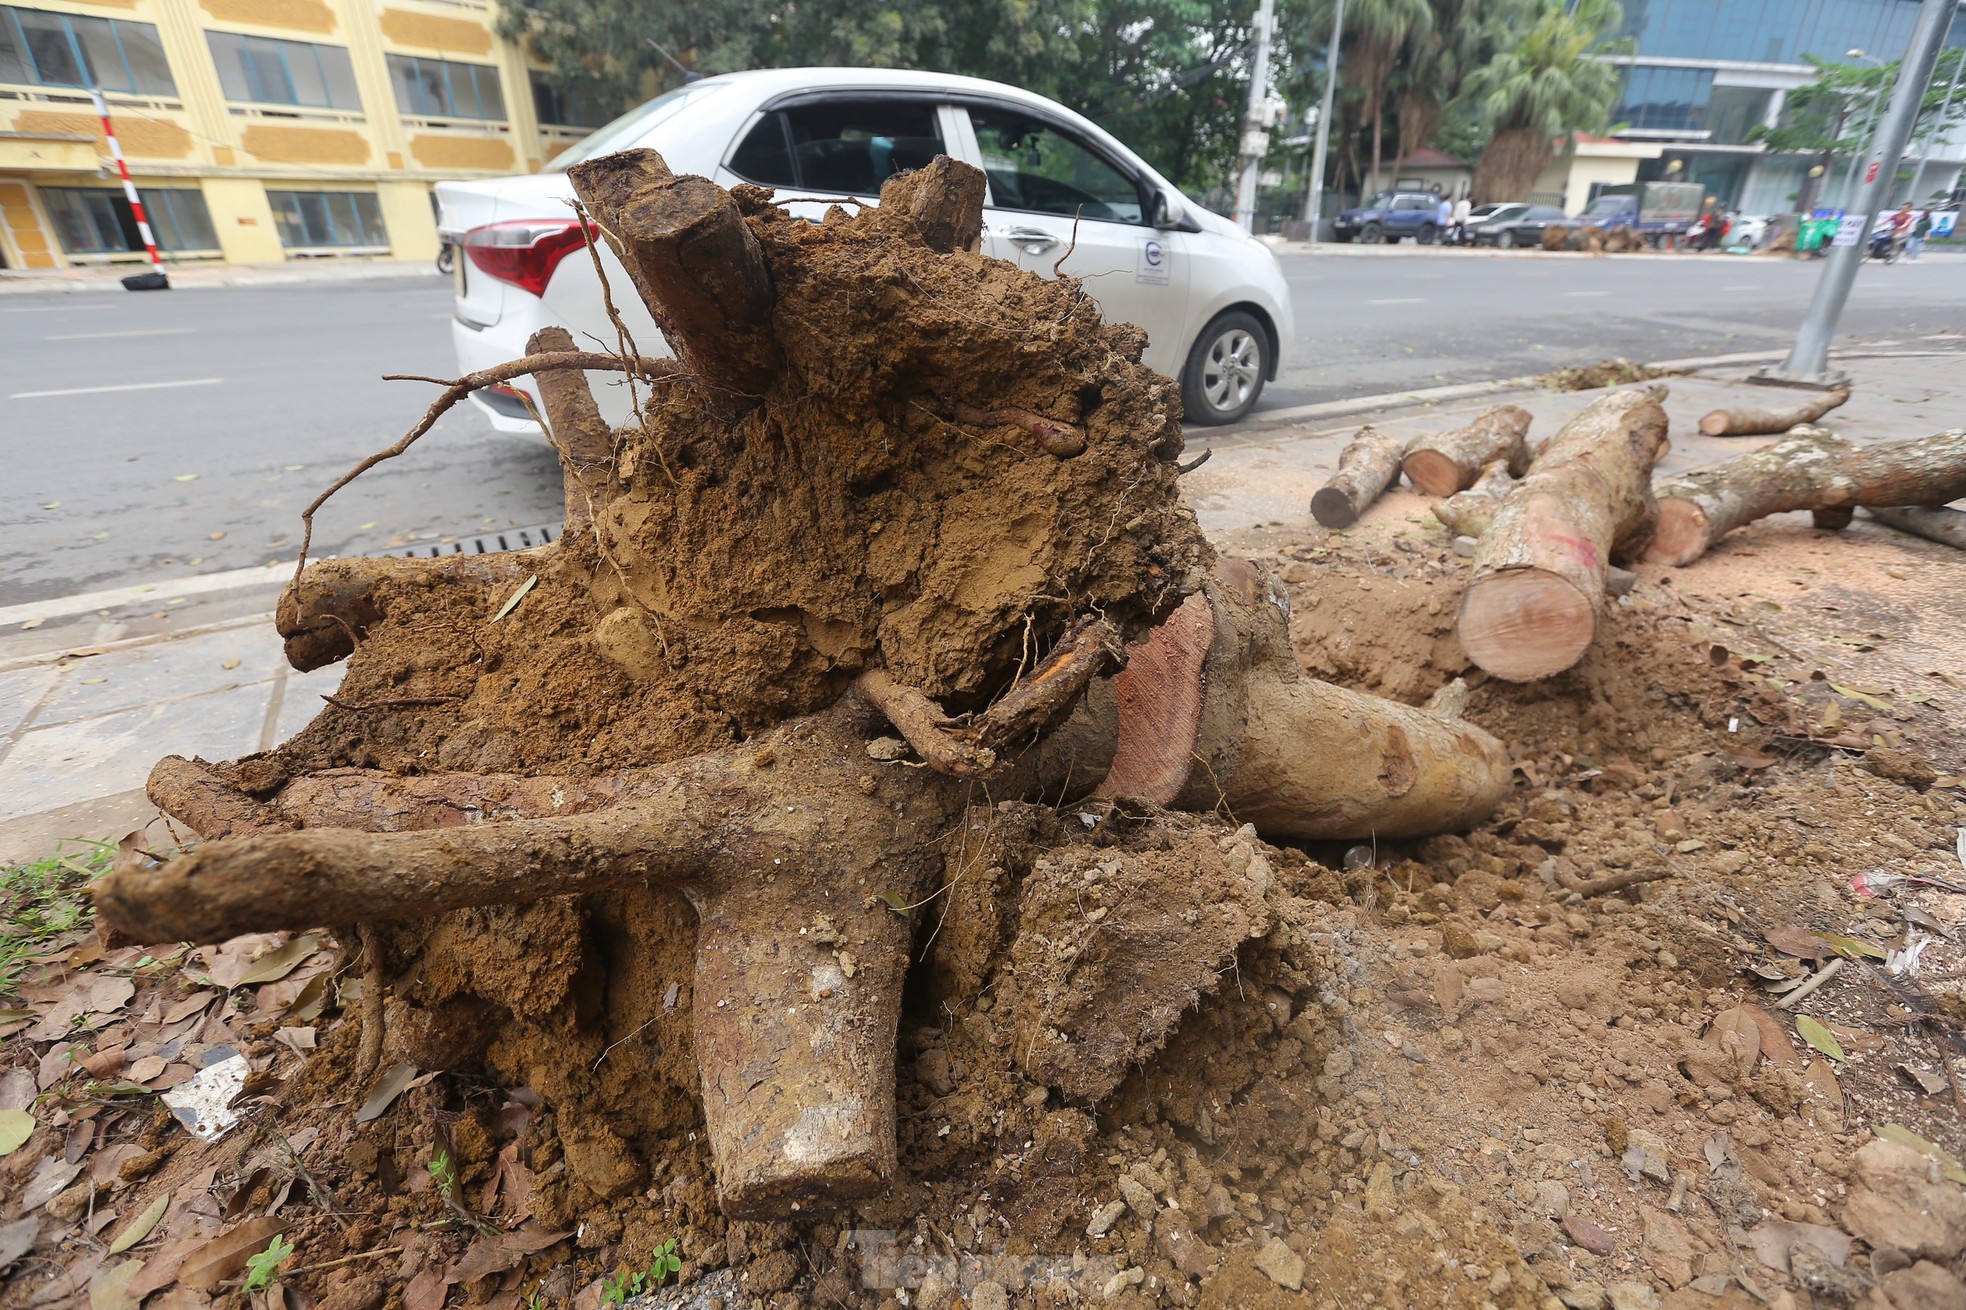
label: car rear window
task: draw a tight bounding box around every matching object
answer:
[545,82,727,171]
[730,99,943,193]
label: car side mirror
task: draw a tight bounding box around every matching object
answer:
[1152,188,1186,229]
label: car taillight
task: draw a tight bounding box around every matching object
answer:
[462,219,595,298]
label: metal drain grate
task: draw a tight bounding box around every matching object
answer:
[384,522,558,559]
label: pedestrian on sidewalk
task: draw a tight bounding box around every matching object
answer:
[1435,194,1452,244]
[1907,209,1931,261]
[1451,194,1472,246]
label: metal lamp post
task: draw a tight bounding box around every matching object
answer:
[1303,0,1346,241]
[1758,0,1958,387]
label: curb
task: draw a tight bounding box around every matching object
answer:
[0,260,440,295]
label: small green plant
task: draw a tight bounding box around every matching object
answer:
[0,839,115,1000]
[600,1240,683,1305]
[241,1233,294,1293]
[524,1295,547,1310]
[426,1147,457,1200]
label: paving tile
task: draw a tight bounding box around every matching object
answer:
[31,625,284,729]
[0,665,59,737]
[274,662,350,743]
[0,685,271,823]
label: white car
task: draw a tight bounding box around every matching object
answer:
[437,67,1293,428]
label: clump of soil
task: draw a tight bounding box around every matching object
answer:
[262,174,1205,787]
[1538,360,1685,393]
[14,527,1964,1310]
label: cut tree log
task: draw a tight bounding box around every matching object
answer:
[1401,406,1533,497]
[1698,386,1849,437]
[569,149,782,395]
[1864,503,1966,549]
[1647,425,1966,565]
[1089,561,1508,837]
[1431,459,1515,538]
[1311,425,1409,528]
[1458,387,1670,681]
[526,326,614,532]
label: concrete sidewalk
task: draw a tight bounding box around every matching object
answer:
[2,346,1960,864]
[0,258,440,295]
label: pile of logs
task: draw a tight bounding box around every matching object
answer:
[1311,385,1966,683]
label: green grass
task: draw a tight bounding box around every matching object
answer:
[0,839,114,1000]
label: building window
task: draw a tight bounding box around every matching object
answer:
[41,186,217,254]
[387,54,504,120]
[207,32,360,111]
[0,6,176,95]
[1617,66,1713,133]
[529,70,610,128]
[266,189,388,249]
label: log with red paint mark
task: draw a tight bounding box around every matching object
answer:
[1457,388,1670,681]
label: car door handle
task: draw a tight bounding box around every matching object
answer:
[1005,226,1060,253]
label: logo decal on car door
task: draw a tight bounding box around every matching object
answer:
[1136,237,1169,285]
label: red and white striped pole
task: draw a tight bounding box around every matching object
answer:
[90,86,169,290]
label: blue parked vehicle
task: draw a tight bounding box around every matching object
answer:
[1575,181,1705,242]
[1331,189,1447,244]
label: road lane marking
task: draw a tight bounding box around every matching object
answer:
[1368,297,1426,305]
[1564,291,1611,297]
[1,303,116,313]
[44,327,196,341]
[0,563,290,627]
[10,376,223,399]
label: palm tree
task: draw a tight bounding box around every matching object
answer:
[1460,0,1629,204]
[1314,0,1436,194]
[1388,0,1486,175]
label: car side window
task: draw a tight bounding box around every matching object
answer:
[969,105,1145,224]
[729,98,943,193]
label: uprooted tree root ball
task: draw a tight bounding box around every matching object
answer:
[95,148,1510,1236]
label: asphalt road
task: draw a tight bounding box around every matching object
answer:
[4,249,1965,606]
[1263,245,1966,411]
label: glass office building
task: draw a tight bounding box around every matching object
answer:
[1604,0,1966,212]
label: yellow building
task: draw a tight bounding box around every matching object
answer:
[0,0,601,269]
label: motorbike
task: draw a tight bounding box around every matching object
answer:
[1867,229,1903,263]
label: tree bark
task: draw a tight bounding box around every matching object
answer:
[1648,425,1966,566]
[568,149,782,395]
[526,326,615,532]
[1402,406,1533,498]
[890,155,986,253]
[1458,388,1671,681]
[1431,460,1515,538]
[1311,425,1409,528]
[1698,386,1850,437]
[1092,562,1510,839]
[1865,503,1966,549]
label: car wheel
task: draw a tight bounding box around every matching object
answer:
[1181,311,1269,427]
[1497,230,1516,249]
[1361,222,1384,245]
[1418,224,1438,245]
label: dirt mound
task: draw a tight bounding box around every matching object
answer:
[16,532,1966,1309]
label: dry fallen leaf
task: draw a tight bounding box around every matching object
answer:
[1796,1015,1845,1062]
[1708,1008,1762,1077]
[1738,1004,1801,1071]
[490,574,538,623]
[355,1063,419,1123]
[19,617,44,631]
[1763,925,1833,963]
[0,1108,34,1156]
[176,1218,288,1291]
[88,1258,142,1310]
[237,934,320,987]
[106,1191,170,1255]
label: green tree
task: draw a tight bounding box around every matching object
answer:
[1751,51,1966,211]
[1388,0,1487,174]
[1308,0,1434,194]
[1459,0,1627,204]
[502,1,1308,198]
